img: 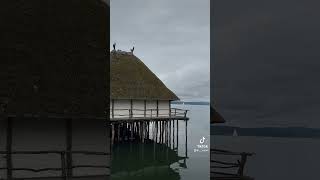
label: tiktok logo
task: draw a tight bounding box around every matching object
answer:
[200,137,205,144]
[194,136,209,152]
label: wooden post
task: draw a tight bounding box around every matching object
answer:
[144,100,146,117]
[156,100,159,117]
[141,122,144,142]
[156,121,158,143]
[112,99,114,119]
[130,123,134,141]
[169,120,171,148]
[61,152,67,180]
[117,124,120,142]
[66,118,73,177]
[185,120,188,158]
[173,120,175,149]
[176,120,179,151]
[6,116,12,180]
[169,101,171,117]
[238,153,248,176]
[166,121,168,145]
[111,124,114,145]
[162,121,165,144]
[130,99,133,118]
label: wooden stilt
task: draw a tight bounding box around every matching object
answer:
[117,124,120,142]
[142,122,145,143]
[111,124,115,145]
[173,119,175,149]
[169,120,171,148]
[185,120,188,158]
[156,121,158,143]
[6,116,12,180]
[130,123,134,141]
[66,118,73,177]
[176,120,179,151]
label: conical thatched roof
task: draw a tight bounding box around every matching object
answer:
[110,50,179,100]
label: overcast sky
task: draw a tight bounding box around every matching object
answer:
[213,0,320,128]
[111,0,210,102]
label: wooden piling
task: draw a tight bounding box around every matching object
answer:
[176,120,179,151]
[6,116,12,180]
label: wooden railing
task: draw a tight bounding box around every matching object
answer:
[0,150,110,180]
[110,108,188,119]
[211,149,254,179]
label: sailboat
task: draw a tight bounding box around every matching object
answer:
[232,129,238,137]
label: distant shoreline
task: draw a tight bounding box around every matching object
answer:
[211,126,320,138]
[172,101,209,106]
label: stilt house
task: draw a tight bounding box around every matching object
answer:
[110,50,187,120]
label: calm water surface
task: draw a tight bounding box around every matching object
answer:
[111,104,210,180]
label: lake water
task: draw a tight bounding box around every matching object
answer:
[211,135,320,180]
[111,104,210,180]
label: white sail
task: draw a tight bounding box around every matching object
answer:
[233,129,238,137]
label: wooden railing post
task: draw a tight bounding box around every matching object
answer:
[61,152,67,180]
[237,153,247,176]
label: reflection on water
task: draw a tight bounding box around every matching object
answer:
[111,105,210,180]
[111,140,186,180]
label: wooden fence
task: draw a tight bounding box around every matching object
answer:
[0,150,110,180]
[211,149,254,180]
[110,108,188,119]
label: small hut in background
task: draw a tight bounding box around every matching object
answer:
[210,106,253,180]
[211,107,225,124]
[0,0,110,179]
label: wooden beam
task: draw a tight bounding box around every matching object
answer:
[6,116,12,180]
[66,119,72,177]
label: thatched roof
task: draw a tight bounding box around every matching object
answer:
[211,107,225,123]
[110,50,179,101]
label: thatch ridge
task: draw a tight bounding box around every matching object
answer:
[111,50,179,100]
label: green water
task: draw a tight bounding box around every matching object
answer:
[111,105,210,180]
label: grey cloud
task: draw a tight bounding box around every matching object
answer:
[213,0,320,128]
[111,0,210,101]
